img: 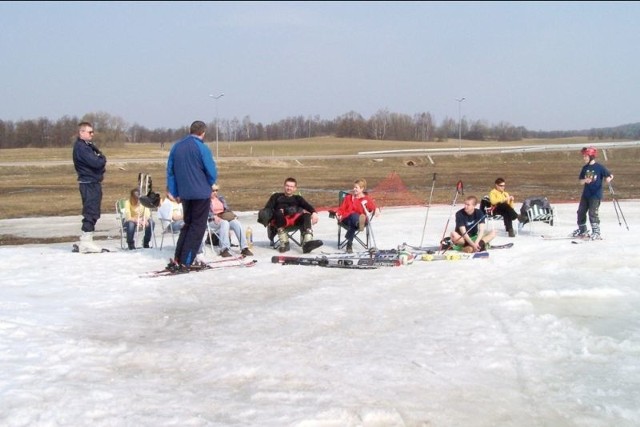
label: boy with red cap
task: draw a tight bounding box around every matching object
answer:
[573,147,614,240]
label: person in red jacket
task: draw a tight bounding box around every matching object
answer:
[335,178,380,253]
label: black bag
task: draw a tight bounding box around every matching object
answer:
[205,232,219,247]
[218,210,237,221]
[284,206,301,216]
[138,172,161,208]
[257,207,273,227]
[139,192,160,208]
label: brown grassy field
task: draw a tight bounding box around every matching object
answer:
[1,136,638,245]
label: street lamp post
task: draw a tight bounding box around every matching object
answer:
[209,93,224,158]
[456,97,465,152]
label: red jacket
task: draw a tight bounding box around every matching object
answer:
[336,193,377,217]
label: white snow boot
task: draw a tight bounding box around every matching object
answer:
[79,231,103,253]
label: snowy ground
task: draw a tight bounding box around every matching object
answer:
[1,201,639,427]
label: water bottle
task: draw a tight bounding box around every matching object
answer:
[246,226,253,249]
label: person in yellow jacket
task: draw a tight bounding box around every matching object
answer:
[123,188,155,249]
[488,178,524,237]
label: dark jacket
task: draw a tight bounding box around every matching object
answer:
[72,138,107,183]
[455,208,486,236]
[166,134,217,200]
[579,162,612,199]
[265,193,316,216]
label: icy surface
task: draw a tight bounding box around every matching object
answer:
[1,202,639,426]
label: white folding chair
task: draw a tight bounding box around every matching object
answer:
[115,199,127,250]
[158,216,179,250]
[523,204,557,234]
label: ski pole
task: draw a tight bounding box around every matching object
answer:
[361,200,378,252]
[608,182,629,230]
[419,173,437,247]
[438,180,464,253]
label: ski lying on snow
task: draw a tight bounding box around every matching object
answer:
[320,249,416,266]
[542,235,589,241]
[571,238,602,244]
[272,255,379,269]
[404,242,511,253]
[322,246,434,260]
[420,252,489,261]
[142,259,257,278]
[486,242,514,250]
[321,248,398,257]
[400,244,442,253]
[543,235,594,244]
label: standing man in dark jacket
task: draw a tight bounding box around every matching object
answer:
[72,121,107,253]
[166,121,217,270]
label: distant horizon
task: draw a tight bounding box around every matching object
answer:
[2,109,638,135]
[1,2,639,131]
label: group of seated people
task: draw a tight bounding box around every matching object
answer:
[447,177,538,253]
[155,183,253,258]
[124,175,531,256]
[260,177,381,254]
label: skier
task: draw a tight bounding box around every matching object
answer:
[573,146,614,240]
[165,121,217,271]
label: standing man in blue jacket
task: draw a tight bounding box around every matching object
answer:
[72,121,107,253]
[166,121,217,271]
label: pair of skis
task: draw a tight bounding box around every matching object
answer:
[273,247,408,269]
[541,234,598,244]
[272,255,380,269]
[142,257,257,278]
[402,242,513,252]
[273,240,507,268]
[273,250,490,268]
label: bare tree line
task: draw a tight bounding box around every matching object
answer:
[1,109,638,149]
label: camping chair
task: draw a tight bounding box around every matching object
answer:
[157,210,180,250]
[267,213,303,250]
[115,199,128,250]
[262,189,306,250]
[480,195,503,231]
[205,215,234,254]
[520,196,557,234]
[335,190,373,250]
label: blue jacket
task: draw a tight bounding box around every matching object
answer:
[72,138,107,183]
[166,134,217,200]
[579,161,611,199]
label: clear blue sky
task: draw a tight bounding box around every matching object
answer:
[1,1,638,131]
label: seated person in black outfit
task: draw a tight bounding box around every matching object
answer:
[263,177,322,254]
[488,177,525,237]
